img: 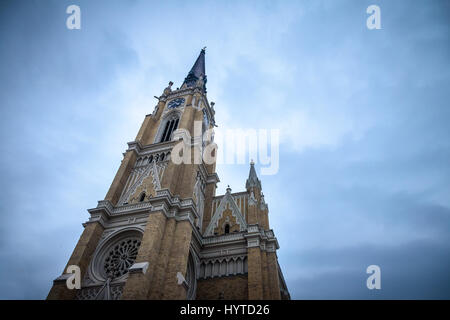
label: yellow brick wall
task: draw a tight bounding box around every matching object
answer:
[121,211,167,299]
[162,220,193,299]
[213,208,240,235]
[148,218,176,299]
[196,274,248,300]
[128,174,156,204]
[247,247,263,299]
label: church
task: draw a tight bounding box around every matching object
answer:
[47,49,290,300]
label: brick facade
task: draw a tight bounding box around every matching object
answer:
[47,49,290,300]
[196,275,248,300]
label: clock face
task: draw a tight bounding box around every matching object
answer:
[167,98,185,109]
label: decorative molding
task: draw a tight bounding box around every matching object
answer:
[150,160,164,191]
[247,224,259,234]
[53,273,71,284]
[202,232,245,245]
[118,155,168,206]
[76,283,124,300]
[247,239,260,248]
[165,87,194,100]
[155,109,183,143]
[80,227,145,292]
[204,189,247,236]
[193,172,205,230]
[118,165,152,205]
[177,272,189,290]
[198,255,247,279]
[129,262,149,275]
[126,140,175,157]
[260,194,268,211]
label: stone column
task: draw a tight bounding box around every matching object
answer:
[260,209,269,230]
[267,252,281,300]
[261,250,270,299]
[248,202,258,225]
[147,218,176,299]
[179,104,195,135]
[162,220,193,299]
[201,182,216,234]
[247,247,263,300]
[121,211,167,299]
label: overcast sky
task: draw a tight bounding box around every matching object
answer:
[0,0,449,299]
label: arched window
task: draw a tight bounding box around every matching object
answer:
[159,115,179,143]
[139,192,146,202]
[224,224,230,234]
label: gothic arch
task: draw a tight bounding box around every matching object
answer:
[186,246,199,300]
[154,110,181,143]
[88,227,144,285]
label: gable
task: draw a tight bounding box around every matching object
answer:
[204,191,248,236]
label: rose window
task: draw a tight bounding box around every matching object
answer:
[103,238,141,279]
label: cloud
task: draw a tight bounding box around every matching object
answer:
[0,0,449,299]
[286,240,450,299]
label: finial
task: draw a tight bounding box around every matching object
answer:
[246,159,261,190]
[202,46,207,52]
[226,185,231,193]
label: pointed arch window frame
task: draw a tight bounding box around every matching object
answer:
[154,110,182,144]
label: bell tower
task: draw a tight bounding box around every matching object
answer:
[47,49,290,300]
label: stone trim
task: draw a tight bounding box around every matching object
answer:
[126,140,175,156]
[87,200,280,251]
[204,189,248,236]
[244,225,280,252]
[129,262,149,275]
[202,232,245,245]
[198,255,248,279]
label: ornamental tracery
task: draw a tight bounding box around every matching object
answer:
[90,231,143,283]
[103,237,141,279]
[78,230,143,300]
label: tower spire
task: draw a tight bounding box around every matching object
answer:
[182,48,207,92]
[246,160,262,190]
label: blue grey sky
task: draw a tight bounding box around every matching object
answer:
[0,0,449,299]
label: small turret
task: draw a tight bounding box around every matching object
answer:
[245,160,262,191]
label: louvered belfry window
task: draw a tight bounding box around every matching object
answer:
[160,117,179,142]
